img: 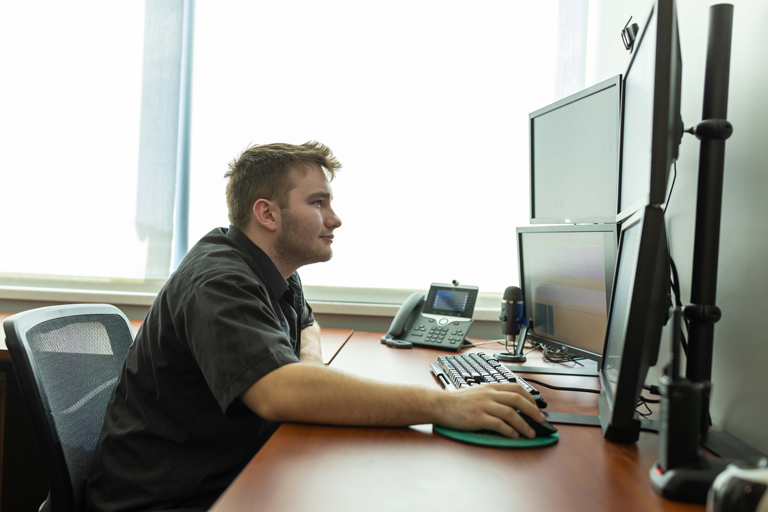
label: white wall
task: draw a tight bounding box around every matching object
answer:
[586,0,768,454]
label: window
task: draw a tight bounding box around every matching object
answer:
[0,1,186,292]
[2,1,587,308]
[189,1,560,299]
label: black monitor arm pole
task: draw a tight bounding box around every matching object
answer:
[685,3,734,381]
[683,3,733,447]
[650,8,738,502]
[685,4,761,463]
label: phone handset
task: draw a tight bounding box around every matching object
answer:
[380,292,425,348]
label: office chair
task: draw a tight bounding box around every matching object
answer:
[3,304,135,512]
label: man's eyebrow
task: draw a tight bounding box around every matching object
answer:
[307,192,332,200]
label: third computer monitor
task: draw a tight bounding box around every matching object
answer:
[516,224,618,362]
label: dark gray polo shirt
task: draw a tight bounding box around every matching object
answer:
[86,226,314,511]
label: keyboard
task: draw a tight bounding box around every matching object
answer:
[430,352,546,408]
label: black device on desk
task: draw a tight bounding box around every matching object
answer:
[381,282,478,351]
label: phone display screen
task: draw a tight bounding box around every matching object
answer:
[433,290,469,312]
[423,285,478,318]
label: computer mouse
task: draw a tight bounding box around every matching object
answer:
[519,411,558,438]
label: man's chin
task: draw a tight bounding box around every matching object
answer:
[299,249,333,267]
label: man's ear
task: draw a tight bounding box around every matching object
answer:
[252,198,280,232]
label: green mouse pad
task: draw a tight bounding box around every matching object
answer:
[433,425,559,448]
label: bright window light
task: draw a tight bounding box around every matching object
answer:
[0,2,147,280]
[189,1,559,294]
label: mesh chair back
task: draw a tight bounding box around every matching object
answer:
[3,305,135,512]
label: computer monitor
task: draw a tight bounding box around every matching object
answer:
[516,224,618,366]
[529,75,621,224]
[618,0,684,220]
[598,205,670,443]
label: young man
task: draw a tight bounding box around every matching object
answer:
[86,142,544,511]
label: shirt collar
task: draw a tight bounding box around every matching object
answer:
[225,225,290,299]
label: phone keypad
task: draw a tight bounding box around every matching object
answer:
[425,326,448,344]
[406,318,471,350]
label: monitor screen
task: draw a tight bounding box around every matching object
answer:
[529,76,620,224]
[517,225,618,362]
[602,220,642,401]
[618,0,683,218]
[598,205,669,443]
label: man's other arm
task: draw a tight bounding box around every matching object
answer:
[240,363,545,439]
[299,323,323,365]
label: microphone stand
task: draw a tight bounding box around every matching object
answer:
[495,317,531,363]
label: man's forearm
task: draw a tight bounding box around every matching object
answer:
[299,323,323,365]
[239,362,546,438]
[242,363,441,426]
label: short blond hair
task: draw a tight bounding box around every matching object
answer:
[224,141,342,229]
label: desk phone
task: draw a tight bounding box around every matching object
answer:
[381,283,478,350]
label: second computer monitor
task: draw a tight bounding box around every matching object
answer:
[516,224,618,362]
[529,75,621,225]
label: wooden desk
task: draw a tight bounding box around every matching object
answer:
[0,310,353,512]
[211,331,702,512]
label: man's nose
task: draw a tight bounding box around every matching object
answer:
[326,208,342,230]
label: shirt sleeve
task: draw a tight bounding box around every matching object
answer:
[301,301,315,330]
[291,272,315,330]
[182,271,300,416]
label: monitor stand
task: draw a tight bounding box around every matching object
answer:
[503,359,599,377]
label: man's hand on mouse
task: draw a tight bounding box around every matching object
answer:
[434,383,546,439]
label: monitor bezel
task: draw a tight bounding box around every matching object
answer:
[516,223,619,363]
[598,205,670,443]
[617,0,682,222]
[529,75,622,225]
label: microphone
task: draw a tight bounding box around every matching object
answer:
[495,286,531,363]
[500,286,524,337]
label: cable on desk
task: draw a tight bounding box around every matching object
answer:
[635,394,662,419]
[541,345,586,367]
[464,338,539,353]
[461,339,534,349]
[636,399,653,418]
[503,338,536,355]
[643,384,661,395]
[461,339,505,348]
[524,342,543,356]
[522,378,600,394]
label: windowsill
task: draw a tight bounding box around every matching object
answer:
[308,301,500,321]
[0,285,158,306]
[0,286,501,321]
